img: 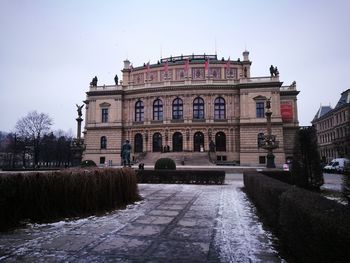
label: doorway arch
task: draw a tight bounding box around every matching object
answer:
[215,132,226,151]
[193,132,204,152]
[152,133,162,152]
[134,133,143,153]
[172,132,183,152]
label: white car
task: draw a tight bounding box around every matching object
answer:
[323,158,350,173]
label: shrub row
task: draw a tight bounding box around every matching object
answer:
[136,169,225,184]
[0,168,140,231]
[244,171,350,263]
[243,171,291,227]
[260,170,292,185]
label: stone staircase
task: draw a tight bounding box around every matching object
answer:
[137,152,213,166]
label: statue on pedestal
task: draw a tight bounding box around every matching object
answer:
[76,104,84,118]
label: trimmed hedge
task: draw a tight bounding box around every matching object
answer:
[154,158,176,170]
[260,170,292,184]
[243,171,291,227]
[244,171,350,262]
[279,187,350,262]
[0,168,140,231]
[136,169,225,184]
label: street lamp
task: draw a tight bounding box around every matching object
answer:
[261,98,279,168]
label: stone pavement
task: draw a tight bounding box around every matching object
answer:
[0,174,283,262]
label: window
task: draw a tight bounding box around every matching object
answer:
[153,99,163,121]
[100,136,107,149]
[214,97,226,119]
[100,156,105,165]
[172,98,183,120]
[256,102,265,118]
[259,156,266,164]
[135,100,144,122]
[193,97,204,119]
[102,108,108,123]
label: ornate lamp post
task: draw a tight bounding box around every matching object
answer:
[261,98,279,168]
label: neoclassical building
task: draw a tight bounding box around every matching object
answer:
[312,89,350,163]
[82,51,299,166]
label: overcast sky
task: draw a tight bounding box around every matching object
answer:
[1,0,350,134]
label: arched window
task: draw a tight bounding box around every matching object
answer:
[193,97,204,119]
[193,132,204,152]
[172,97,183,120]
[153,99,163,121]
[100,136,107,149]
[215,132,226,151]
[135,100,144,122]
[214,97,226,119]
[134,133,143,153]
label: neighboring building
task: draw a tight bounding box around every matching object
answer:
[312,89,350,163]
[82,51,299,166]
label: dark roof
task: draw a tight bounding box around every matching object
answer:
[313,106,332,121]
[335,89,350,109]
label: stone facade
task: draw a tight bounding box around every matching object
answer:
[82,52,299,166]
[312,89,350,163]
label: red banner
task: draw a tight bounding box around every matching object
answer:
[281,102,293,121]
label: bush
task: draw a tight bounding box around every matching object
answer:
[260,170,292,184]
[0,168,140,231]
[154,158,176,170]
[137,169,225,184]
[81,160,97,167]
[291,127,323,190]
[243,171,291,227]
[279,187,350,262]
[244,171,350,262]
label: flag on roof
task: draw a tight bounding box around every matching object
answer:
[225,57,231,70]
[184,58,189,74]
[164,59,169,74]
[205,57,210,75]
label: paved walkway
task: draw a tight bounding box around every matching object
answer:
[0,174,283,262]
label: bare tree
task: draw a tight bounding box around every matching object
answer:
[15,111,53,167]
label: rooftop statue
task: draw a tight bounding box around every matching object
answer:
[114,74,119,85]
[269,65,279,77]
[90,76,98,86]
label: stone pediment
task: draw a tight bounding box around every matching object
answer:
[253,95,267,101]
[99,102,111,107]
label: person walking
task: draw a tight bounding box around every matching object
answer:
[121,140,132,167]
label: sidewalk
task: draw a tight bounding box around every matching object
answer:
[0,174,282,262]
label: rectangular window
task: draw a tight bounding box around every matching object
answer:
[100,156,106,165]
[259,156,266,164]
[102,108,108,123]
[256,102,265,118]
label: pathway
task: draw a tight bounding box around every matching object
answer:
[0,174,283,262]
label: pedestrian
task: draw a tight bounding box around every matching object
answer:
[121,140,132,167]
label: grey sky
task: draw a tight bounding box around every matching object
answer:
[1,0,350,133]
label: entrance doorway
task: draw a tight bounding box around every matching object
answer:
[215,132,226,151]
[193,132,204,152]
[152,133,162,152]
[172,132,183,152]
[134,133,143,153]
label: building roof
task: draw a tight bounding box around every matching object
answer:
[335,89,350,109]
[313,105,333,121]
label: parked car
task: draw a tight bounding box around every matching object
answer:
[323,158,350,173]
